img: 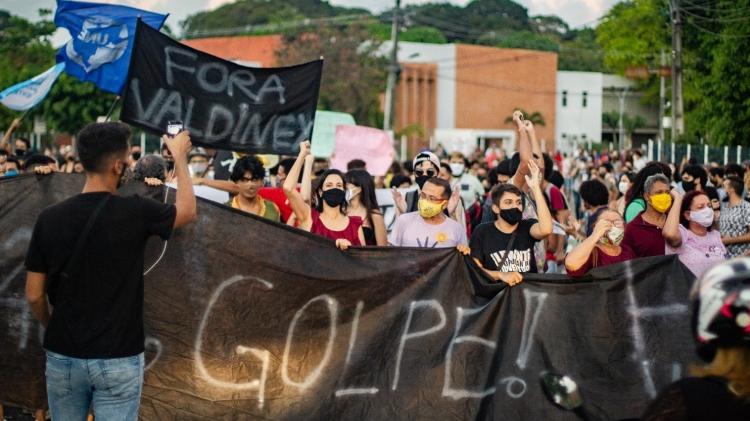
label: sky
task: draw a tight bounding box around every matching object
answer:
[6,0,618,47]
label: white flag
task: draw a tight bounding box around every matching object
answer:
[0,62,65,111]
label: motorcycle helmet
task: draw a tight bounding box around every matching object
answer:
[691,257,750,362]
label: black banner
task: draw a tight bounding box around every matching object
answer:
[121,21,323,155]
[1,174,698,420]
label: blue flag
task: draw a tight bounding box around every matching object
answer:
[0,63,65,111]
[54,0,168,94]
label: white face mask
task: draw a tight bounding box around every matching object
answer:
[690,206,715,227]
[618,181,629,195]
[345,187,360,202]
[449,163,465,176]
[189,162,208,176]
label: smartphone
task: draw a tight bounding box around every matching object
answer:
[167,120,183,137]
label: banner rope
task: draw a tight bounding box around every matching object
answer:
[143,186,170,276]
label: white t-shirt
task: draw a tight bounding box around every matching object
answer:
[388,211,467,248]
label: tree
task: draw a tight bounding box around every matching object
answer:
[276,23,387,127]
[0,10,119,136]
[602,111,619,132]
[504,109,545,126]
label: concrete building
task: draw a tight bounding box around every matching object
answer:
[389,41,558,156]
[555,71,603,154]
[601,75,659,149]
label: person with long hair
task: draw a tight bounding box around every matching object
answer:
[642,258,750,420]
[345,169,387,246]
[283,141,364,250]
[624,162,673,223]
[663,190,727,277]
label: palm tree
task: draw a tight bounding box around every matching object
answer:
[504,108,546,127]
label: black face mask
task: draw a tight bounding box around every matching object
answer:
[321,188,346,207]
[15,148,26,157]
[682,180,696,192]
[415,175,430,189]
[165,160,175,172]
[131,152,142,161]
[499,208,523,225]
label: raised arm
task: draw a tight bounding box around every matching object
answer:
[283,140,312,229]
[163,131,197,229]
[300,153,314,204]
[527,160,553,240]
[565,219,611,272]
[525,120,543,173]
[1,117,21,153]
[663,190,683,248]
[510,111,531,188]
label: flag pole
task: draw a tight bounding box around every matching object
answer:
[104,96,121,121]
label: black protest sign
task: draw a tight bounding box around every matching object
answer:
[121,20,322,155]
[0,174,698,420]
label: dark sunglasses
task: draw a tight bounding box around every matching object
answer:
[415,169,436,177]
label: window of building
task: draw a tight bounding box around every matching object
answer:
[562,90,568,107]
[582,91,588,107]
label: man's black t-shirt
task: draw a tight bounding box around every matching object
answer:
[25,192,176,358]
[469,219,539,273]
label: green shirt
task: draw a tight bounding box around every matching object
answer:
[624,198,646,223]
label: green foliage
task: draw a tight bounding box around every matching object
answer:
[0,10,117,135]
[276,23,386,127]
[493,30,559,52]
[558,28,605,72]
[401,26,447,44]
[182,0,370,38]
[602,111,619,131]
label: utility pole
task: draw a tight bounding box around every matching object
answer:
[615,87,629,151]
[658,49,666,144]
[670,0,684,142]
[383,0,401,132]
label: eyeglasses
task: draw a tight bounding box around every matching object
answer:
[240,176,261,183]
[415,169,436,177]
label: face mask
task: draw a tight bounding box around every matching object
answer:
[415,175,430,189]
[131,152,142,161]
[499,208,523,225]
[690,206,714,227]
[418,199,445,219]
[189,163,208,176]
[449,163,464,177]
[165,160,175,172]
[15,149,26,156]
[4,169,18,177]
[649,193,672,213]
[682,180,696,192]
[346,187,360,202]
[600,226,624,246]
[321,188,346,207]
[618,181,629,195]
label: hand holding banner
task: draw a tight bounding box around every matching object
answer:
[121,21,323,155]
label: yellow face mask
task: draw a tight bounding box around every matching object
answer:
[418,199,446,218]
[649,193,672,213]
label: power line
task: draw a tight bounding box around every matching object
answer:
[684,19,750,38]
[682,0,750,14]
[681,7,750,23]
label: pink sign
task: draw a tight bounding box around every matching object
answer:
[330,125,394,176]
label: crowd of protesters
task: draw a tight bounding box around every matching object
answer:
[3,112,750,419]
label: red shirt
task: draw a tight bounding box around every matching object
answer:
[567,245,636,277]
[622,213,666,258]
[310,210,363,245]
[258,187,292,222]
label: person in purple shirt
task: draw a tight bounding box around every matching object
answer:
[663,189,727,277]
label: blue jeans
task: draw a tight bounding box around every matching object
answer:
[45,351,144,421]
